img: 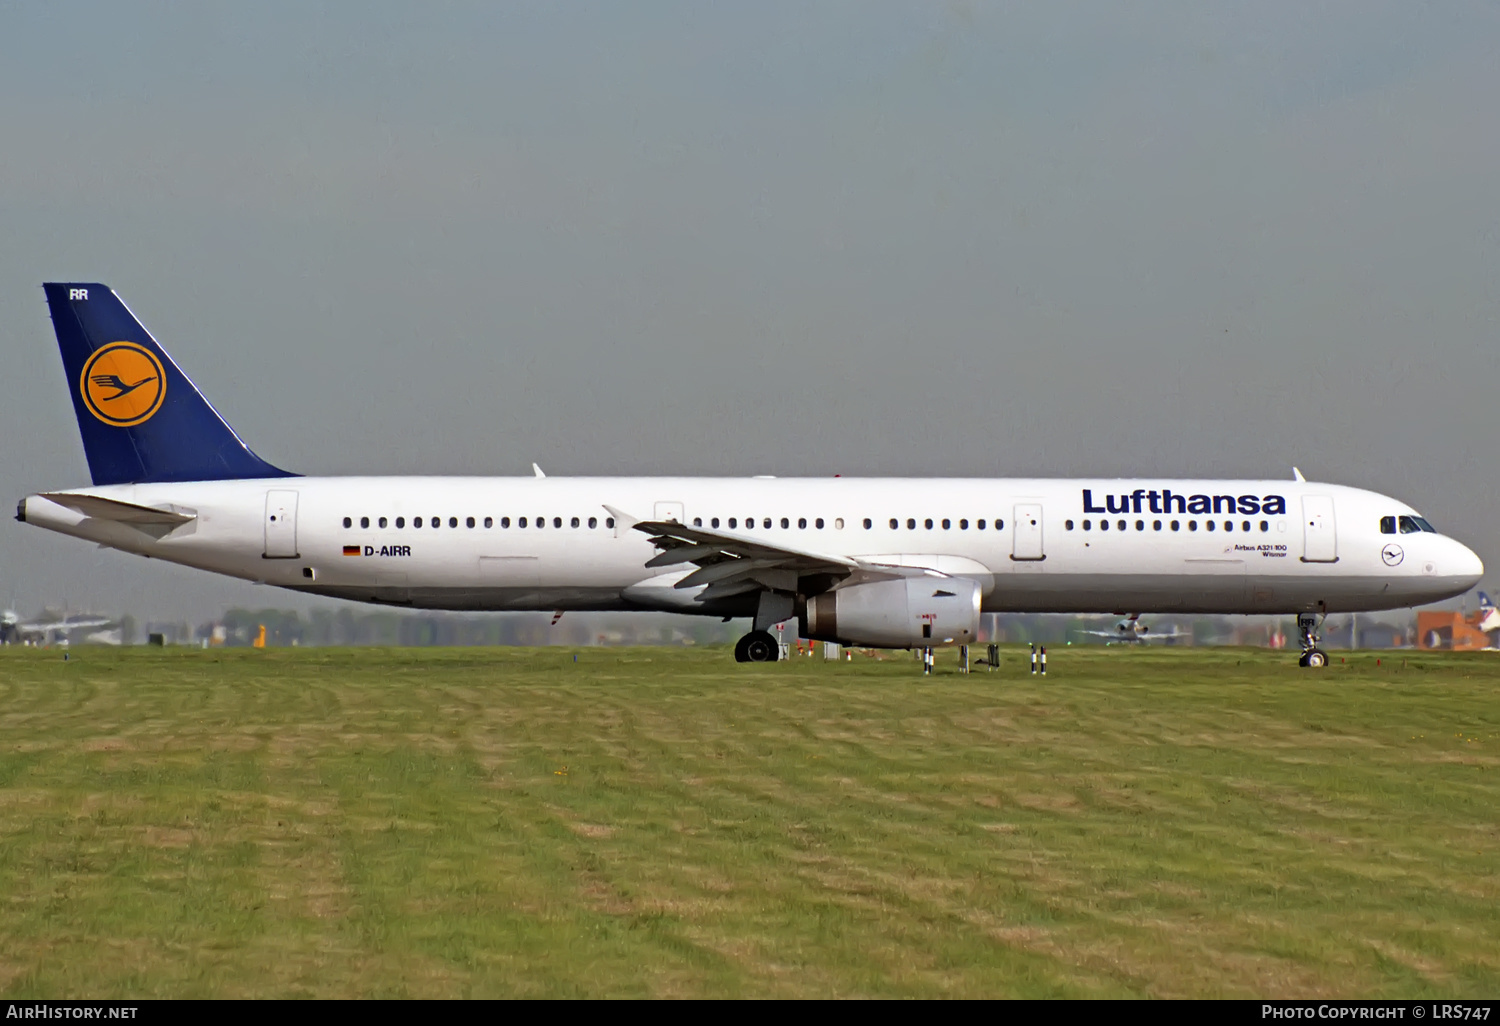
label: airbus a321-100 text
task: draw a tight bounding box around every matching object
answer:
[17,284,1484,667]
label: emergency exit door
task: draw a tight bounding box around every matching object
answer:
[264,490,299,558]
[1301,495,1338,563]
[1012,503,1045,561]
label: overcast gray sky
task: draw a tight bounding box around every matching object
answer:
[2,1,1497,622]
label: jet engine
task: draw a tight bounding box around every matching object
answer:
[801,576,981,648]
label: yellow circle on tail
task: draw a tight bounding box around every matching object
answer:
[80,342,167,427]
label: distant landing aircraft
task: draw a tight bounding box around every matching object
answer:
[1,610,113,645]
[1081,613,1186,643]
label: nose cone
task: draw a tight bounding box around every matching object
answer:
[1454,539,1485,588]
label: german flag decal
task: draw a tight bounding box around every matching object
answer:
[342,545,361,556]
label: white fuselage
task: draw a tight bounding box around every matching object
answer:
[19,476,1483,620]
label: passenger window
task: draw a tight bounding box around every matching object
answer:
[1242,521,1250,532]
[1065,519,1074,530]
[432,517,441,528]
[863,518,872,529]
[977,519,986,530]
[360,516,370,529]
[1135,520,1144,531]
[343,517,353,529]
[571,517,580,528]
[814,518,823,529]
[606,517,615,528]
[466,516,475,528]
[764,518,773,529]
[501,517,510,528]
[942,518,951,530]
[780,517,789,529]
[449,517,458,528]
[745,518,754,530]
[484,517,493,528]
[692,517,702,527]
[536,517,545,529]
[1153,520,1161,531]
[1224,521,1232,532]
[908,518,917,530]
[799,517,808,529]
[1170,520,1179,531]
[997,520,1004,530]
[588,517,597,529]
[1206,521,1215,532]
[833,518,843,529]
[1083,520,1092,531]
[1260,520,1268,532]
[1380,516,1396,534]
[554,517,562,528]
[396,517,406,528]
[1100,520,1109,531]
[517,517,526,528]
[924,518,933,530]
[889,518,898,530]
[711,518,720,528]
[960,519,969,530]
[378,517,388,528]
[414,517,423,529]
[1117,520,1126,531]
[729,518,738,528]
[1188,521,1197,532]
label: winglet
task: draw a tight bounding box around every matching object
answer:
[1292,467,1306,482]
[532,463,546,478]
[603,504,639,537]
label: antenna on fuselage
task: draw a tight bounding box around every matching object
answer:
[1292,467,1306,482]
[532,463,546,478]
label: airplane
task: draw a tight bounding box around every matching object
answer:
[15,283,1486,669]
[1476,591,1500,636]
[1081,614,1186,643]
[0,608,113,645]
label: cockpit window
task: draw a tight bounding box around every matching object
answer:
[1380,516,1396,535]
[1398,515,1437,534]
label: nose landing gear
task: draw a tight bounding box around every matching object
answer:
[1297,613,1328,668]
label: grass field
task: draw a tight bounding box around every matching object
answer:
[1,644,1497,998]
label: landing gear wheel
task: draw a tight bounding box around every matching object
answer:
[1296,612,1327,669]
[739,630,779,663]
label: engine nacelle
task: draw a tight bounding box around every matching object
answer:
[802,576,982,648]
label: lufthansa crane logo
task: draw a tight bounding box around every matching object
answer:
[1381,543,1404,567]
[80,342,166,427]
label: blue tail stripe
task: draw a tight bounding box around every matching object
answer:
[43,283,296,485]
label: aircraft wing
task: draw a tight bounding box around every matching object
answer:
[38,493,196,525]
[610,507,929,603]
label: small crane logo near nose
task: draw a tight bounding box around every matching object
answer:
[1382,544,1404,566]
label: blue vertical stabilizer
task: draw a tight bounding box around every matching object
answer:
[43,283,295,485]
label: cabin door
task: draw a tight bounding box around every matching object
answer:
[1301,495,1338,563]
[1012,504,1045,561]
[263,490,300,558]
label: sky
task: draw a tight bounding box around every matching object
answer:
[1,1,1497,622]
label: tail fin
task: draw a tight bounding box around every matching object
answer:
[1481,591,1494,611]
[43,283,294,485]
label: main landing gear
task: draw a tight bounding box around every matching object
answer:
[734,630,779,663]
[1296,612,1328,668]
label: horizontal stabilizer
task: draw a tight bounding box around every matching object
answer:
[38,492,196,525]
